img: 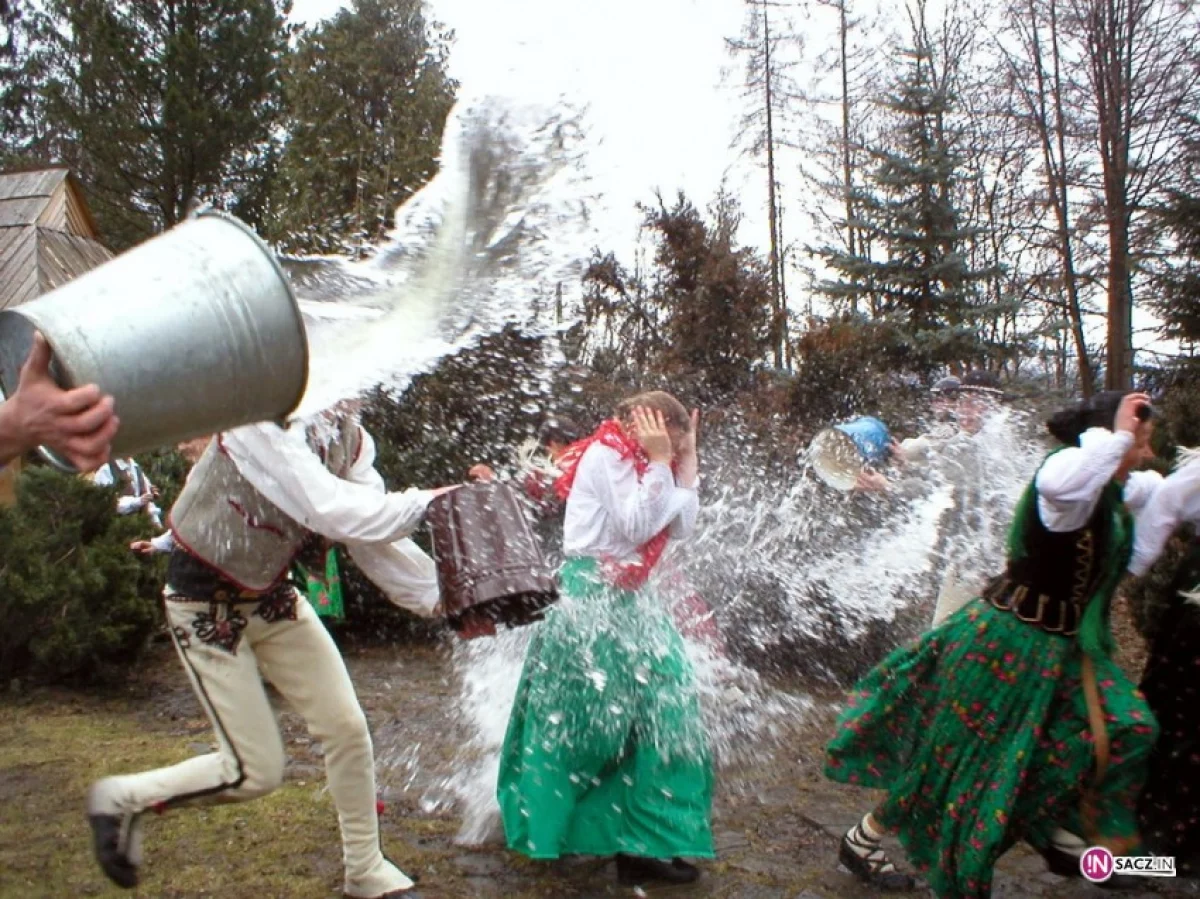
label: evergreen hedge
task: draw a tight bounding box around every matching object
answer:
[0,467,164,686]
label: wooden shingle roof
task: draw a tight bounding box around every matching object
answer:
[0,168,112,311]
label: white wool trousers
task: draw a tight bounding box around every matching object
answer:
[104,589,411,897]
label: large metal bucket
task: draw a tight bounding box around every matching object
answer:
[0,211,308,470]
[808,416,891,491]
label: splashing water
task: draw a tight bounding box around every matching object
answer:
[374,407,1045,845]
[282,91,597,420]
[263,91,1050,851]
[690,406,1046,685]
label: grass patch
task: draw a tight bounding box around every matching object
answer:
[0,698,346,898]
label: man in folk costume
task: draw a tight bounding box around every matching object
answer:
[866,371,1014,628]
[93,456,164,527]
[497,392,713,890]
[87,404,454,899]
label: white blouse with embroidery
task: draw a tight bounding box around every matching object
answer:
[562,443,698,564]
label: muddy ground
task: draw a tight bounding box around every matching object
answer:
[0,598,1192,898]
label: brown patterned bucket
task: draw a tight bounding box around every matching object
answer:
[425,481,558,638]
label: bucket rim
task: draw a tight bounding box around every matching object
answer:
[195,209,310,418]
[808,427,860,491]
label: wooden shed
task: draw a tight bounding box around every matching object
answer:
[0,168,114,503]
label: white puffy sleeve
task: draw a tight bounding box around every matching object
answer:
[221,422,433,545]
[1129,459,1200,576]
[344,540,440,618]
[1123,469,1164,516]
[578,445,698,544]
[1035,428,1133,532]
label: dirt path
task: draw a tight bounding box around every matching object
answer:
[3,636,1183,898]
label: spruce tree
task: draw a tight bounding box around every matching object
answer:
[266,0,457,255]
[22,0,291,249]
[815,16,997,370]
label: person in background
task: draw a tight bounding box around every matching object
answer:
[855,372,1013,627]
[93,457,162,527]
[89,403,457,899]
[129,437,209,558]
[467,415,586,567]
[1122,446,1200,876]
[0,332,118,472]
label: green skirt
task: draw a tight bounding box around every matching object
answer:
[825,599,1157,898]
[497,556,714,860]
[294,547,344,620]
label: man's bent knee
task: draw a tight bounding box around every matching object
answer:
[234,748,286,799]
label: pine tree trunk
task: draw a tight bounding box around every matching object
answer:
[838,0,857,316]
[762,2,783,368]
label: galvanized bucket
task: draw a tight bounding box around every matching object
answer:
[808,416,892,491]
[0,211,308,471]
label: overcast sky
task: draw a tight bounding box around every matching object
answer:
[287,0,1171,360]
[288,0,760,254]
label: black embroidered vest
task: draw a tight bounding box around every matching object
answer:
[983,482,1119,637]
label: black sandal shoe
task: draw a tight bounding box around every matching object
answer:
[838,833,917,891]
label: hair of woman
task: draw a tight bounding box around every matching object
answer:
[614,391,691,433]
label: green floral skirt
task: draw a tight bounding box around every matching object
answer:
[497,556,714,860]
[825,599,1157,898]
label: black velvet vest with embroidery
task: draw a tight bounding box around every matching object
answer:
[982,485,1116,637]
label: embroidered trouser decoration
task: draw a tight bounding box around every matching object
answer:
[96,589,408,897]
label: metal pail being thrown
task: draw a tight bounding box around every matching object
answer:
[0,211,308,471]
[808,415,891,491]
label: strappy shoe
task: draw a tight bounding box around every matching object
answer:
[837,832,917,891]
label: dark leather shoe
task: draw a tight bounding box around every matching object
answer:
[87,813,140,889]
[87,779,143,890]
[616,854,700,886]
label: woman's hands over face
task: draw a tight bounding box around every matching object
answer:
[631,406,672,464]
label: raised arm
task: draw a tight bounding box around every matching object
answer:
[344,539,440,618]
[221,422,433,545]
[579,445,697,546]
[1035,428,1132,511]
